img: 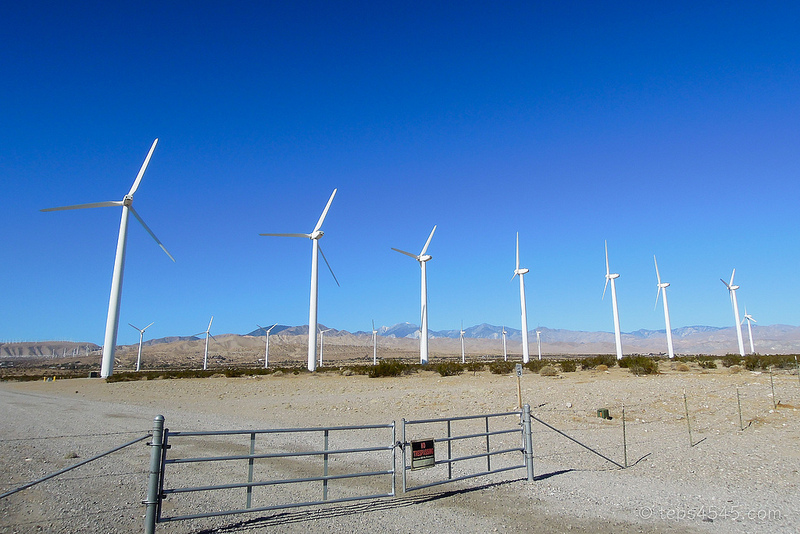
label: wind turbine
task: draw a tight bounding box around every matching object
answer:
[721,269,745,357]
[653,255,675,359]
[257,323,278,368]
[260,189,339,372]
[536,330,542,361]
[319,328,333,367]
[741,307,757,354]
[393,225,436,364]
[459,322,466,363]
[372,320,378,365]
[129,322,153,372]
[501,326,507,361]
[603,241,623,360]
[512,233,530,364]
[42,139,174,378]
[195,316,215,371]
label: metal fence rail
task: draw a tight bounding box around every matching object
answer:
[401,406,533,492]
[148,420,396,529]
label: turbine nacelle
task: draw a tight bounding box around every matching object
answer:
[658,282,670,289]
[419,254,432,262]
[310,230,324,240]
[514,268,529,276]
[606,273,619,280]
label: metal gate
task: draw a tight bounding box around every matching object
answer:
[401,405,534,492]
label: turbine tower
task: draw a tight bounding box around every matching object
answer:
[536,330,542,360]
[194,316,215,370]
[742,307,757,354]
[260,189,339,372]
[257,323,278,368]
[42,139,174,378]
[460,322,466,363]
[319,328,333,367]
[501,326,507,361]
[372,320,378,365]
[512,233,530,364]
[603,241,623,360]
[129,322,153,372]
[654,255,675,359]
[721,269,746,357]
[392,225,437,364]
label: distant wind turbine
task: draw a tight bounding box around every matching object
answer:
[501,326,507,362]
[129,322,153,372]
[512,233,530,364]
[257,323,277,368]
[742,307,757,354]
[372,320,378,365]
[393,225,437,364]
[319,328,333,367]
[721,269,746,357]
[653,255,675,359]
[194,316,215,370]
[460,322,466,363]
[260,189,339,372]
[42,139,174,378]
[536,330,542,361]
[603,241,623,360]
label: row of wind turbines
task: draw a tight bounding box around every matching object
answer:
[603,241,757,360]
[42,140,758,377]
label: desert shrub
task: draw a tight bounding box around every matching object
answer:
[368,360,407,378]
[435,361,464,377]
[699,360,717,369]
[539,365,559,376]
[465,362,484,374]
[489,361,516,375]
[721,354,742,368]
[676,363,690,372]
[579,355,617,370]
[524,360,546,373]
[596,364,609,372]
[619,356,659,375]
[559,360,577,373]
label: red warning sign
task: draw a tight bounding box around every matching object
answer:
[411,439,435,469]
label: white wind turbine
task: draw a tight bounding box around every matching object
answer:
[512,233,530,364]
[653,255,675,359]
[257,323,278,368]
[260,189,339,372]
[393,225,437,364]
[603,241,623,360]
[194,316,215,371]
[319,328,333,367]
[42,139,174,378]
[372,320,378,365]
[741,307,757,354]
[536,330,542,361]
[129,322,153,372]
[721,269,745,357]
[459,322,466,363]
[501,326,508,362]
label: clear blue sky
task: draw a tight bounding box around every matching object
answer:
[2,2,799,345]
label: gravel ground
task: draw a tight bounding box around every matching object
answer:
[1,364,798,533]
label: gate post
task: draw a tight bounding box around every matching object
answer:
[144,415,165,534]
[522,404,534,481]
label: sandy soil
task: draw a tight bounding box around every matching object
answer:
[1,362,798,533]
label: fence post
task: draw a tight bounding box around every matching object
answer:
[683,389,693,447]
[144,415,165,534]
[522,404,534,481]
[622,404,628,468]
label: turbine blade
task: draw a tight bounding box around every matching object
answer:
[720,278,730,290]
[129,323,140,331]
[260,233,311,238]
[420,225,437,256]
[372,319,375,331]
[129,206,175,262]
[605,240,610,276]
[313,189,337,233]
[143,322,154,331]
[603,277,609,300]
[41,201,123,212]
[392,247,419,260]
[654,288,661,311]
[516,232,520,271]
[208,316,214,331]
[318,244,340,287]
[128,139,159,196]
[654,255,661,285]
[729,269,736,287]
